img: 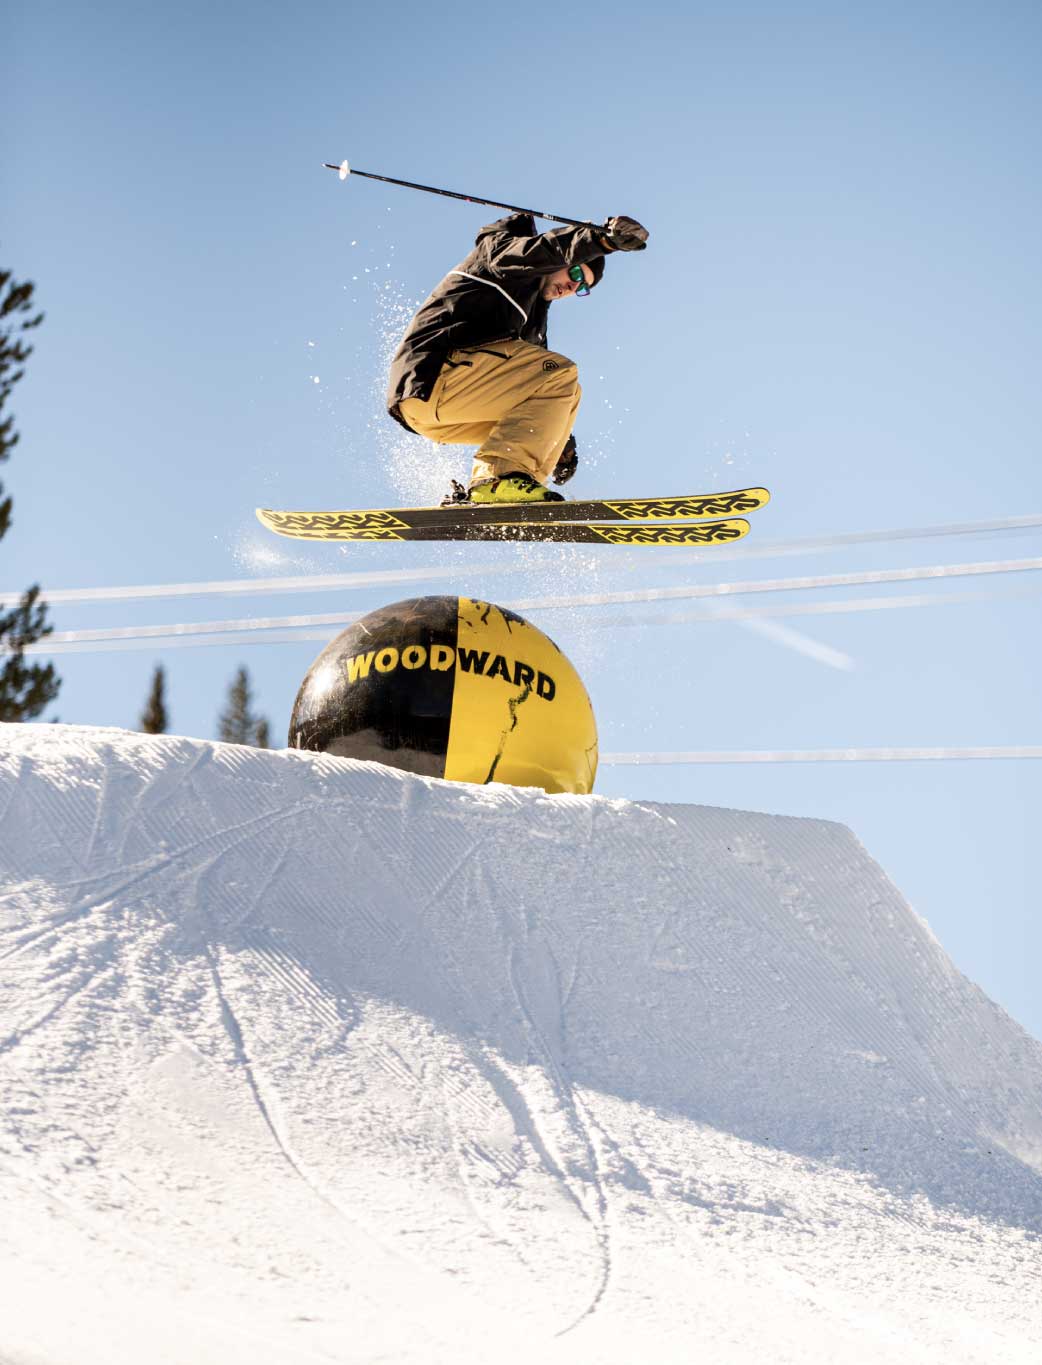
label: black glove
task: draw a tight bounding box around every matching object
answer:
[553,434,579,485]
[600,215,649,252]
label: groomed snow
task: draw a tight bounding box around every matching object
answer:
[1,723,1040,1363]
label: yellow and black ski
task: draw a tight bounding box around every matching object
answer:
[255,513,751,547]
[259,486,767,533]
[257,485,768,542]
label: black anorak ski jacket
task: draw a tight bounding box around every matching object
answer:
[386,212,607,429]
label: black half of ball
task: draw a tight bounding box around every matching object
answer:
[289,596,460,777]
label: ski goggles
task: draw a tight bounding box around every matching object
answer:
[568,264,591,296]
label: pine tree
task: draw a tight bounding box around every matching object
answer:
[0,267,59,721]
[140,664,168,734]
[218,666,269,747]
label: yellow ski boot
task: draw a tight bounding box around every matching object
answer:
[467,472,564,504]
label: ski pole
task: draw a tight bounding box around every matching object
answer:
[322,159,594,227]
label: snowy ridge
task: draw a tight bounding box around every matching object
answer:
[1,723,1040,1364]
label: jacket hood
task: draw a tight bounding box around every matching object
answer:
[475,212,606,289]
[474,212,538,245]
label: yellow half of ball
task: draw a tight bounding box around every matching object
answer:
[443,598,598,794]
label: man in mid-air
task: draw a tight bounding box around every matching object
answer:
[386,210,649,505]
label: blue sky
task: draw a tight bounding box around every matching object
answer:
[5,1,1041,1036]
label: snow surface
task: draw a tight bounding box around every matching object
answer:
[1,723,1040,1364]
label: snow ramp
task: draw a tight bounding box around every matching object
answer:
[1,723,1040,1365]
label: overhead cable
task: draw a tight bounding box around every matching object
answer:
[600,747,1042,765]
[5,513,1041,608]
[25,557,1042,654]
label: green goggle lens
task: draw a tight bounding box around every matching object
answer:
[568,264,591,296]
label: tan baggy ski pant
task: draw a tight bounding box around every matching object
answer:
[399,339,581,486]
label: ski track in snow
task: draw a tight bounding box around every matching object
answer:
[503,928,614,1336]
[1,723,1041,1364]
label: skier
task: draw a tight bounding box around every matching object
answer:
[386,212,649,505]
